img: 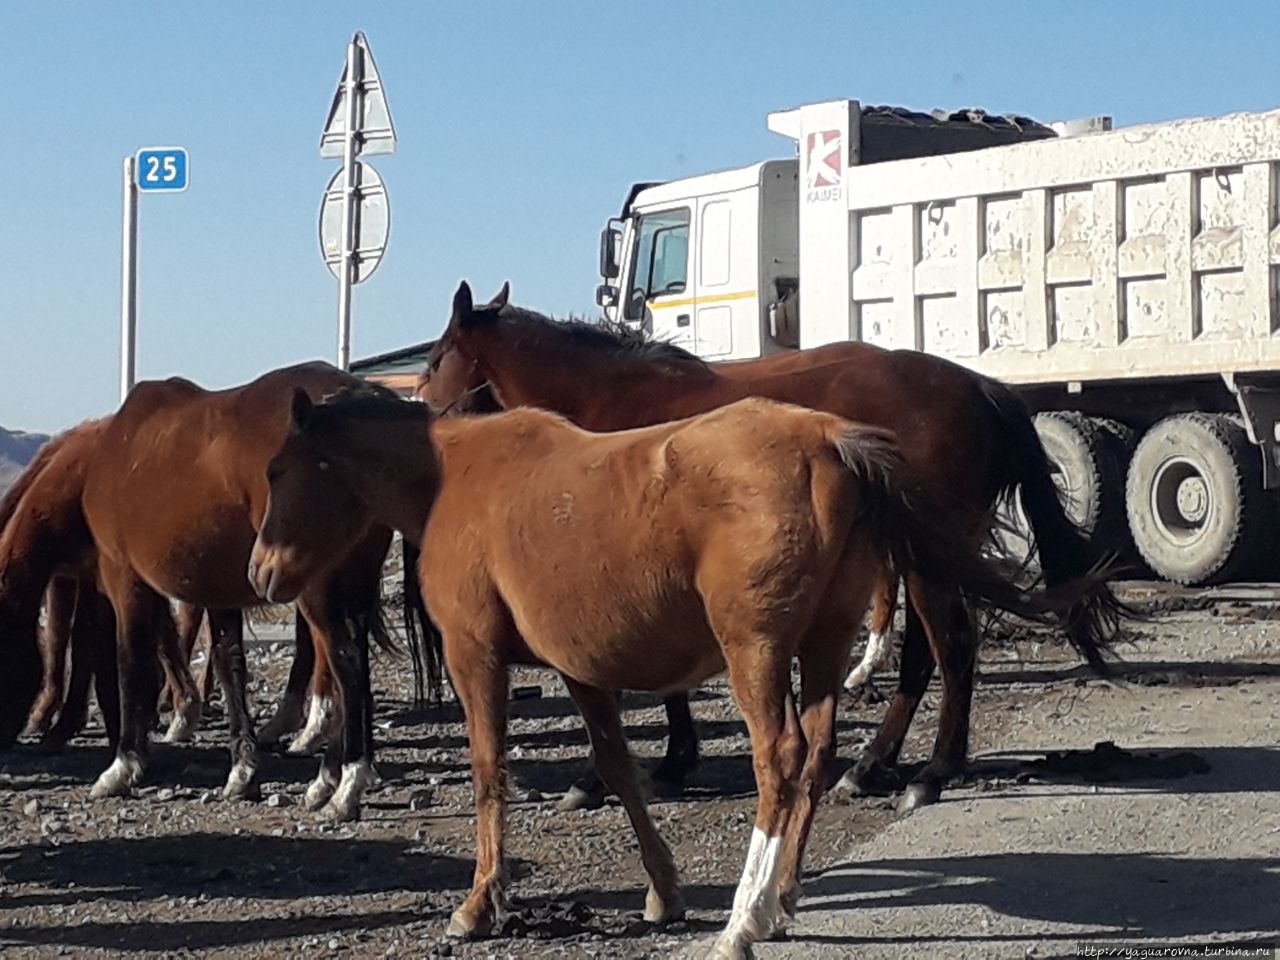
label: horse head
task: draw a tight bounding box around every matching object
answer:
[416,280,510,413]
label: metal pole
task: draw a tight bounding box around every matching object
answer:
[120,156,138,402]
[336,37,361,370]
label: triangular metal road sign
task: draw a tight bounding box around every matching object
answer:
[320,31,397,158]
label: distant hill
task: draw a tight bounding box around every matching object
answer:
[0,427,51,495]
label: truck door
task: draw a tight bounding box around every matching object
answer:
[694,195,744,358]
[622,206,694,348]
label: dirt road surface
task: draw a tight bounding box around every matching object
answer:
[2,586,1278,959]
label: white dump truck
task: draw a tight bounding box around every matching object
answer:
[595,98,1280,585]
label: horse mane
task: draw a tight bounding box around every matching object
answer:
[491,303,710,374]
[310,384,433,430]
[0,419,106,533]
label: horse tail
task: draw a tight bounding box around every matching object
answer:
[828,425,1119,672]
[401,538,447,708]
[977,378,1127,671]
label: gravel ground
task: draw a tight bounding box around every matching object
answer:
[2,586,1277,958]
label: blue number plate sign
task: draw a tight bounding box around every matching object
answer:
[135,147,189,192]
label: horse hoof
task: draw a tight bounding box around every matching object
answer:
[706,933,754,960]
[222,760,260,801]
[837,755,903,797]
[90,756,142,799]
[779,881,802,924]
[445,908,489,941]
[644,885,687,924]
[304,774,338,812]
[556,784,606,812]
[896,780,942,814]
[324,798,361,823]
[163,703,200,744]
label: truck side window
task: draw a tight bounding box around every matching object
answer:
[624,208,691,321]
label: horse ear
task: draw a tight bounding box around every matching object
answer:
[290,389,314,431]
[489,281,510,309]
[452,281,474,321]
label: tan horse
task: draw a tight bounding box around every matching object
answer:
[249,386,1108,957]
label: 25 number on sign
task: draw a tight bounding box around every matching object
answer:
[135,148,189,192]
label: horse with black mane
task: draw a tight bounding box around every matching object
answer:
[417,281,1124,812]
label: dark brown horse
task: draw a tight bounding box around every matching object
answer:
[0,419,123,748]
[417,282,1121,812]
[249,386,1108,955]
[0,364,438,817]
[2,423,221,751]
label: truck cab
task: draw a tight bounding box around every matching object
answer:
[597,161,800,361]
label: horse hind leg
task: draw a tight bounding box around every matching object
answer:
[843,572,898,700]
[285,618,340,757]
[776,616,864,921]
[896,585,977,814]
[258,608,313,749]
[562,676,684,924]
[25,579,75,738]
[208,610,260,800]
[91,577,168,799]
[712,639,807,958]
[838,597,933,797]
[159,604,203,743]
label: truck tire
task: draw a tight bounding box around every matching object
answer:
[1125,413,1266,584]
[1034,412,1133,555]
[995,412,1133,573]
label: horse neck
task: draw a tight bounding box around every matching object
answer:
[469,328,718,426]
[340,421,439,547]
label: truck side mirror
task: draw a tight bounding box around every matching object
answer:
[599,221,622,279]
[595,284,618,308]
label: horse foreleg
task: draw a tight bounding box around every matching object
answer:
[25,578,76,738]
[651,693,700,797]
[563,676,684,924]
[446,629,511,940]
[324,607,375,823]
[259,609,313,749]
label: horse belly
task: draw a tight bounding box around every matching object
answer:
[131,506,262,609]
[507,586,724,695]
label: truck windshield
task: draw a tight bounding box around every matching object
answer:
[624,207,691,321]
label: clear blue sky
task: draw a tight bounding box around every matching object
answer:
[4,1,1280,433]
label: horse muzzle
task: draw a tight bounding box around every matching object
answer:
[247,542,301,604]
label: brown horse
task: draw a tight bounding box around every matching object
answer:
[73,361,439,817]
[417,282,1122,812]
[248,386,1108,956]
